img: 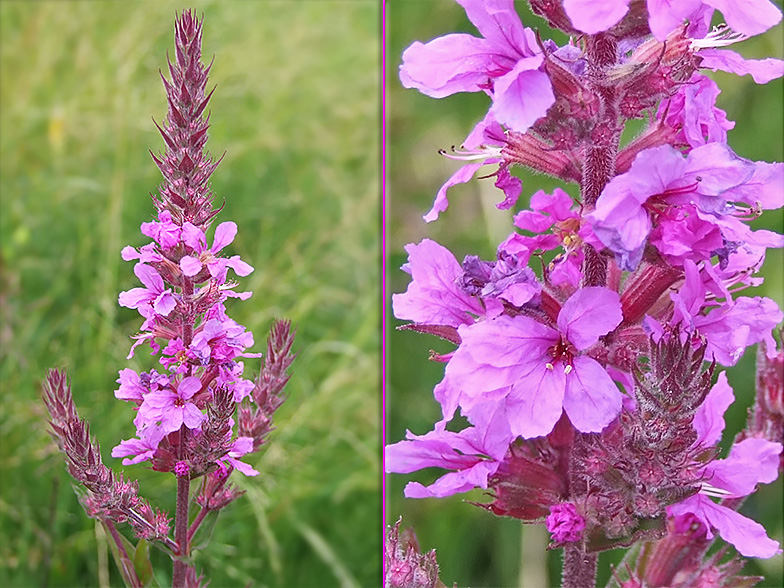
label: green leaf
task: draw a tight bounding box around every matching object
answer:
[133,539,154,587]
[190,508,221,552]
[101,521,140,588]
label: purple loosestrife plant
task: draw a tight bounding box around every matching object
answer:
[386,1,784,586]
[43,11,295,587]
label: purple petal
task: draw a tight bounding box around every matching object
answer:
[118,287,150,310]
[557,287,623,350]
[226,256,253,276]
[180,255,202,276]
[728,161,784,209]
[400,34,494,98]
[507,365,566,438]
[403,460,501,498]
[703,0,782,36]
[181,222,206,251]
[707,438,783,496]
[181,403,206,430]
[177,376,202,399]
[121,245,141,261]
[134,264,164,293]
[647,0,703,40]
[226,456,259,476]
[693,372,734,447]
[212,221,237,252]
[562,356,623,433]
[563,0,630,34]
[153,291,176,316]
[699,49,784,84]
[490,59,554,133]
[425,161,487,222]
[115,368,145,402]
[677,143,754,203]
[392,239,484,327]
[459,315,556,368]
[458,0,534,56]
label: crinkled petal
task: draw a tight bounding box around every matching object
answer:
[671,494,781,558]
[647,0,703,41]
[707,438,783,496]
[392,239,484,327]
[181,403,206,430]
[703,0,782,37]
[507,365,566,438]
[211,221,237,252]
[729,161,784,209]
[119,287,151,310]
[177,376,202,399]
[134,263,164,293]
[699,49,784,84]
[180,222,206,251]
[226,256,253,276]
[226,455,259,476]
[693,371,734,447]
[425,161,487,222]
[180,255,202,277]
[564,0,630,34]
[562,356,623,433]
[153,291,176,316]
[490,58,554,133]
[557,287,623,350]
[403,460,501,498]
[400,34,495,98]
[458,0,535,56]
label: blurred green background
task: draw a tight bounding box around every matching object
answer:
[1,1,379,586]
[386,2,783,587]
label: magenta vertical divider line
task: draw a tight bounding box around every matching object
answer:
[380,0,388,577]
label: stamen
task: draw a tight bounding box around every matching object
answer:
[699,482,734,498]
[690,25,748,50]
[439,145,503,162]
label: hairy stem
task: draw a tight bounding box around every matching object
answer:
[562,543,598,588]
[580,33,621,288]
[172,426,191,588]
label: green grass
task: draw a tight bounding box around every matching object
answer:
[385,2,784,587]
[0,1,379,586]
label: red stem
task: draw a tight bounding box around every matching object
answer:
[172,456,191,588]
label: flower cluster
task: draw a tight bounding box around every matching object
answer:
[387,0,783,584]
[43,11,294,587]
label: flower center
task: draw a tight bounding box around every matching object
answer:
[546,337,575,373]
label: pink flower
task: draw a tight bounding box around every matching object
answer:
[563,0,631,35]
[506,188,601,287]
[422,112,522,222]
[134,376,206,435]
[384,403,513,498]
[392,239,484,328]
[564,0,782,40]
[588,143,783,270]
[654,259,784,365]
[118,264,177,319]
[140,210,181,249]
[179,221,253,281]
[667,373,783,558]
[111,427,167,466]
[436,287,624,438]
[400,0,554,134]
[220,436,259,477]
[656,74,735,150]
